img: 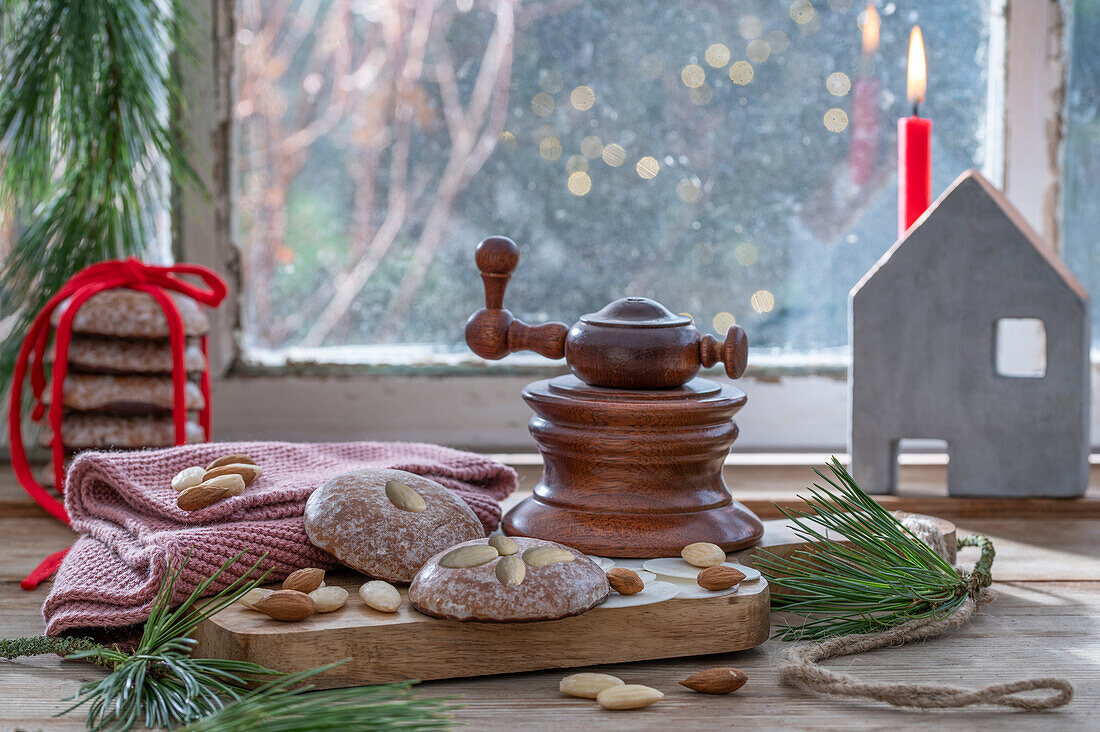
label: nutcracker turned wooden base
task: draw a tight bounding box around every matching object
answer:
[502,375,763,557]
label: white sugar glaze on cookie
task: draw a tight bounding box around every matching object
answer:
[409,537,609,622]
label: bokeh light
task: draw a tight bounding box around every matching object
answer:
[568,171,592,196]
[689,84,713,105]
[746,39,770,63]
[498,130,516,151]
[570,85,595,110]
[567,154,589,173]
[751,289,776,313]
[676,177,702,202]
[705,43,731,68]
[826,71,852,96]
[734,242,758,266]
[729,61,754,85]
[540,136,562,160]
[766,30,791,53]
[602,143,626,167]
[580,135,604,158]
[738,15,763,40]
[790,0,815,24]
[531,92,555,117]
[636,156,660,179]
[681,64,706,88]
[713,311,737,333]
[824,108,849,132]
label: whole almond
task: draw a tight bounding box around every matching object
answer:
[522,546,575,567]
[559,673,624,699]
[679,667,748,694]
[596,684,664,710]
[495,555,526,586]
[238,587,274,610]
[488,534,519,556]
[681,542,726,568]
[206,454,258,471]
[171,466,205,492]
[283,567,325,593]
[309,585,349,613]
[359,580,401,612]
[176,474,246,511]
[606,568,644,595]
[203,463,263,487]
[697,565,745,591]
[439,544,499,568]
[385,479,427,512]
[253,589,315,621]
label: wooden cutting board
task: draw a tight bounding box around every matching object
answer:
[191,516,954,689]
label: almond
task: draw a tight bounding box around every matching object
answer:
[253,589,315,621]
[681,542,725,568]
[206,454,258,471]
[522,546,575,567]
[176,474,246,511]
[203,463,263,486]
[679,667,748,694]
[439,544,499,568]
[696,565,745,591]
[559,673,624,699]
[385,479,427,512]
[596,684,664,710]
[309,585,349,613]
[359,580,401,612]
[283,567,325,593]
[488,534,519,556]
[606,568,644,595]
[495,555,526,586]
[238,587,274,610]
[171,466,206,492]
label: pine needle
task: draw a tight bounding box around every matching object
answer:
[756,457,992,641]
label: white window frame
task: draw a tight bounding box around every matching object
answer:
[177,0,1084,452]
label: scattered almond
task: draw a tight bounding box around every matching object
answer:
[681,542,725,568]
[522,546,575,567]
[385,479,427,512]
[206,454,258,471]
[176,474,246,511]
[171,466,205,492]
[238,587,274,610]
[596,684,664,710]
[495,555,526,586]
[679,667,748,694]
[253,589,315,621]
[696,565,745,591]
[559,673,624,699]
[203,462,263,486]
[359,580,402,612]
[439,544,499,568]
[283,567,325,593]
[309,585,349,613]
[488,534,519,556]
[606,568,644,595]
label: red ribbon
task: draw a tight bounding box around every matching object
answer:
[9,258,227,588]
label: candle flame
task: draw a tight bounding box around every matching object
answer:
[907,26,927,107]
[862,4,880,55]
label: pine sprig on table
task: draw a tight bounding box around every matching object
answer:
[755,457,994,641]
[0,0,198,391]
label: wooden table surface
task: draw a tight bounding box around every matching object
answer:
[2,462,1098,730]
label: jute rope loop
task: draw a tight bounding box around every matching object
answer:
[778,519,1073,711]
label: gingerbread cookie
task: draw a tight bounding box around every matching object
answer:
[43,374,205,413]
[39,413,204,449]
[304,469,486,583]
[409,537,609,622]
[49,336,206,375]
[52,290,210,338]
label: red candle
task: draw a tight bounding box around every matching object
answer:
[898,26,931,236]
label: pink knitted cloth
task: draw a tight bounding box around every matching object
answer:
[43,441,516,637]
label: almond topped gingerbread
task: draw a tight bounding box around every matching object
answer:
[304,468,485,583]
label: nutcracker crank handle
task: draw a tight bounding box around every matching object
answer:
[699,324,749,379]
[464,236,568,361]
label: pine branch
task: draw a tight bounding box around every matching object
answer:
[0,635,105,661]
[0,0,198,392]
[756,457,993,641]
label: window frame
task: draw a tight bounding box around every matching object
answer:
[178,0,1083,452]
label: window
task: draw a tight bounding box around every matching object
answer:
[994,317,1047,378]
[232,0,997,365]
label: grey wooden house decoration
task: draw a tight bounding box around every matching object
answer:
[849,169,1090,497]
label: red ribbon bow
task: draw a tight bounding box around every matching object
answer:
[9,258,227,588]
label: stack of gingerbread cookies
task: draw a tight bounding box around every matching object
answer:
[38,290,210,482]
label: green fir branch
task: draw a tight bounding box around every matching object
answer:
[756,457,994,641]
[0,0,198,391]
